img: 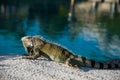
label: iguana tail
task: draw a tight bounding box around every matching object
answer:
[68,55,120,69]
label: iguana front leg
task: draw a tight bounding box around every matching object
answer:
[22,47,52,60]
[22,54,40,59]
[22,48,40,59]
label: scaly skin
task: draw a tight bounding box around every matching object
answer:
[21,36,120,69]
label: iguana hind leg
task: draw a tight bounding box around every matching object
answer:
[65,58,81,68]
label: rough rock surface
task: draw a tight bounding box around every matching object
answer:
[0,55,120,80]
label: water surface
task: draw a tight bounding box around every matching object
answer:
[0,0,120,62]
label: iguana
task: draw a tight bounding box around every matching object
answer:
[21,36,120,69]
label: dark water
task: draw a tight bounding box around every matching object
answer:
[0,0,120,62]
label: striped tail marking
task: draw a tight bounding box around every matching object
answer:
[75,56,120,69]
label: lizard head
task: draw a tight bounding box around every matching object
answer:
[21,36,34,55]
[21,36,44,55]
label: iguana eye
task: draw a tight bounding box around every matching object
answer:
[30,44,33,47]
[27,42,33,46]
